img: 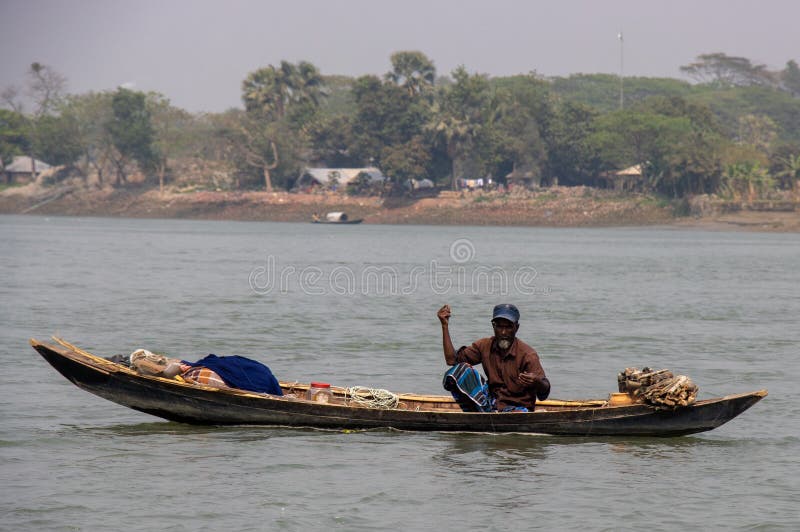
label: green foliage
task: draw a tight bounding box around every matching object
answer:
[770,146,800,191]
[631,97,727,195]
[56,92,114,181]
[688,86,800,144]
[737,113,777,153]
[0,109,29,166]
[551,68,800,164]
[634,95,722,134]
[544,101,598,185]
[485,75,554,183]
[350,75,431,170]
[551,74,693,113]
[721,161,774,201]
[444,66,492,117]
[427,66,492,188]
[242,61,325,121]
[380,135,431,182]
[228,111,303,190]
[107,87,157,178]
[492,75,554,128]
[385,51,436,97]
[680,53,773,88]
[588,95,731,197]
[782,60,800,97]
[590,110,691,170]
[239,61,327,190]
[34,113,83,167]
[11,51,799,199]
[146,94,198,188]
[306,114,360,168]
[316,75,356,117]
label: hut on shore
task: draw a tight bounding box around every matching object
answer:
[599,164,645,192]
[3,156,53,184]
[295,167,386,193]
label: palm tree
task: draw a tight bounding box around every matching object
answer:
[427,108,477,190]
[240,61,326,191]
[241,62,296,120]
[295,61,325,108]
[242,67,279,117]
[243,61,326,120]
[385,51,436,97]
[426,66,489,190]
[274,60,304,119]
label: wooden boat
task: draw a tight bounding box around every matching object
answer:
[30,338,767,437]
[312,211,363,224]
[312,219,363,225]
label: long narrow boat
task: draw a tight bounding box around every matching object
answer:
[30,338,767,437]
[311,218,363,225]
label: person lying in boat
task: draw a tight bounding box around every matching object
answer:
[437,303,550,412]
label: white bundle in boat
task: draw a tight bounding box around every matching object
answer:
[130,349,182,377]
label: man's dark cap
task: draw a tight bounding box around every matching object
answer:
[492,304,520,323]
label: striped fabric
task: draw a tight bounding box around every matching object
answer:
[180,366,229,389]
[443,363,494,412]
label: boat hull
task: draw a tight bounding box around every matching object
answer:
[311,219,363,224]
[31,339,766,436]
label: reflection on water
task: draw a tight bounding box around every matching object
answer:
[603,435,749,456]
[433,431,744,475]
[434,433,553,482]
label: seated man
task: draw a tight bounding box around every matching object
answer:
[437,303,550,412]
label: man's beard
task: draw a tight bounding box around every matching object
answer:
[497,338,512,350]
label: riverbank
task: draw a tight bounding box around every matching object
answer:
[2,182,798,231]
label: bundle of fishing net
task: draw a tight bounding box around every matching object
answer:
[617,367,699,409]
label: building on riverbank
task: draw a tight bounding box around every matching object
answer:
[295,167,387,193]
[2,156,52,184]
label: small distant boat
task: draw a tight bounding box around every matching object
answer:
[312,212,363,224]
[30,338,767,436]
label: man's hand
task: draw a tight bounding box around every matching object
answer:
[520,372,551,400]
[438,304,456,363]
[519,372,541,386]
[437,304,451,326]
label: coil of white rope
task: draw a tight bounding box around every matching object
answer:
[345,386,399,409]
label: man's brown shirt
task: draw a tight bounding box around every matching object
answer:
[455,337,550,410]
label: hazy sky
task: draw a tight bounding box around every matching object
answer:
[2,0,798,113]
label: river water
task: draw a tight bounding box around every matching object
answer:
[1,214,798,531]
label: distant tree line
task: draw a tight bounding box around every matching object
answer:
[2,52,799,199]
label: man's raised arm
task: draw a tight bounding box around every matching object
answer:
[437,304,457,365]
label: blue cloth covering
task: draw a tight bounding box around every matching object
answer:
[443,363,494,412]
[185,354,283,395]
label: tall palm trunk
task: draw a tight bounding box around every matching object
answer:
[263,140,279,192]
[158,162,167,195]
[263,167,274,192]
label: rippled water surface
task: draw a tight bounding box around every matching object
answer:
[1,215,798,531]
